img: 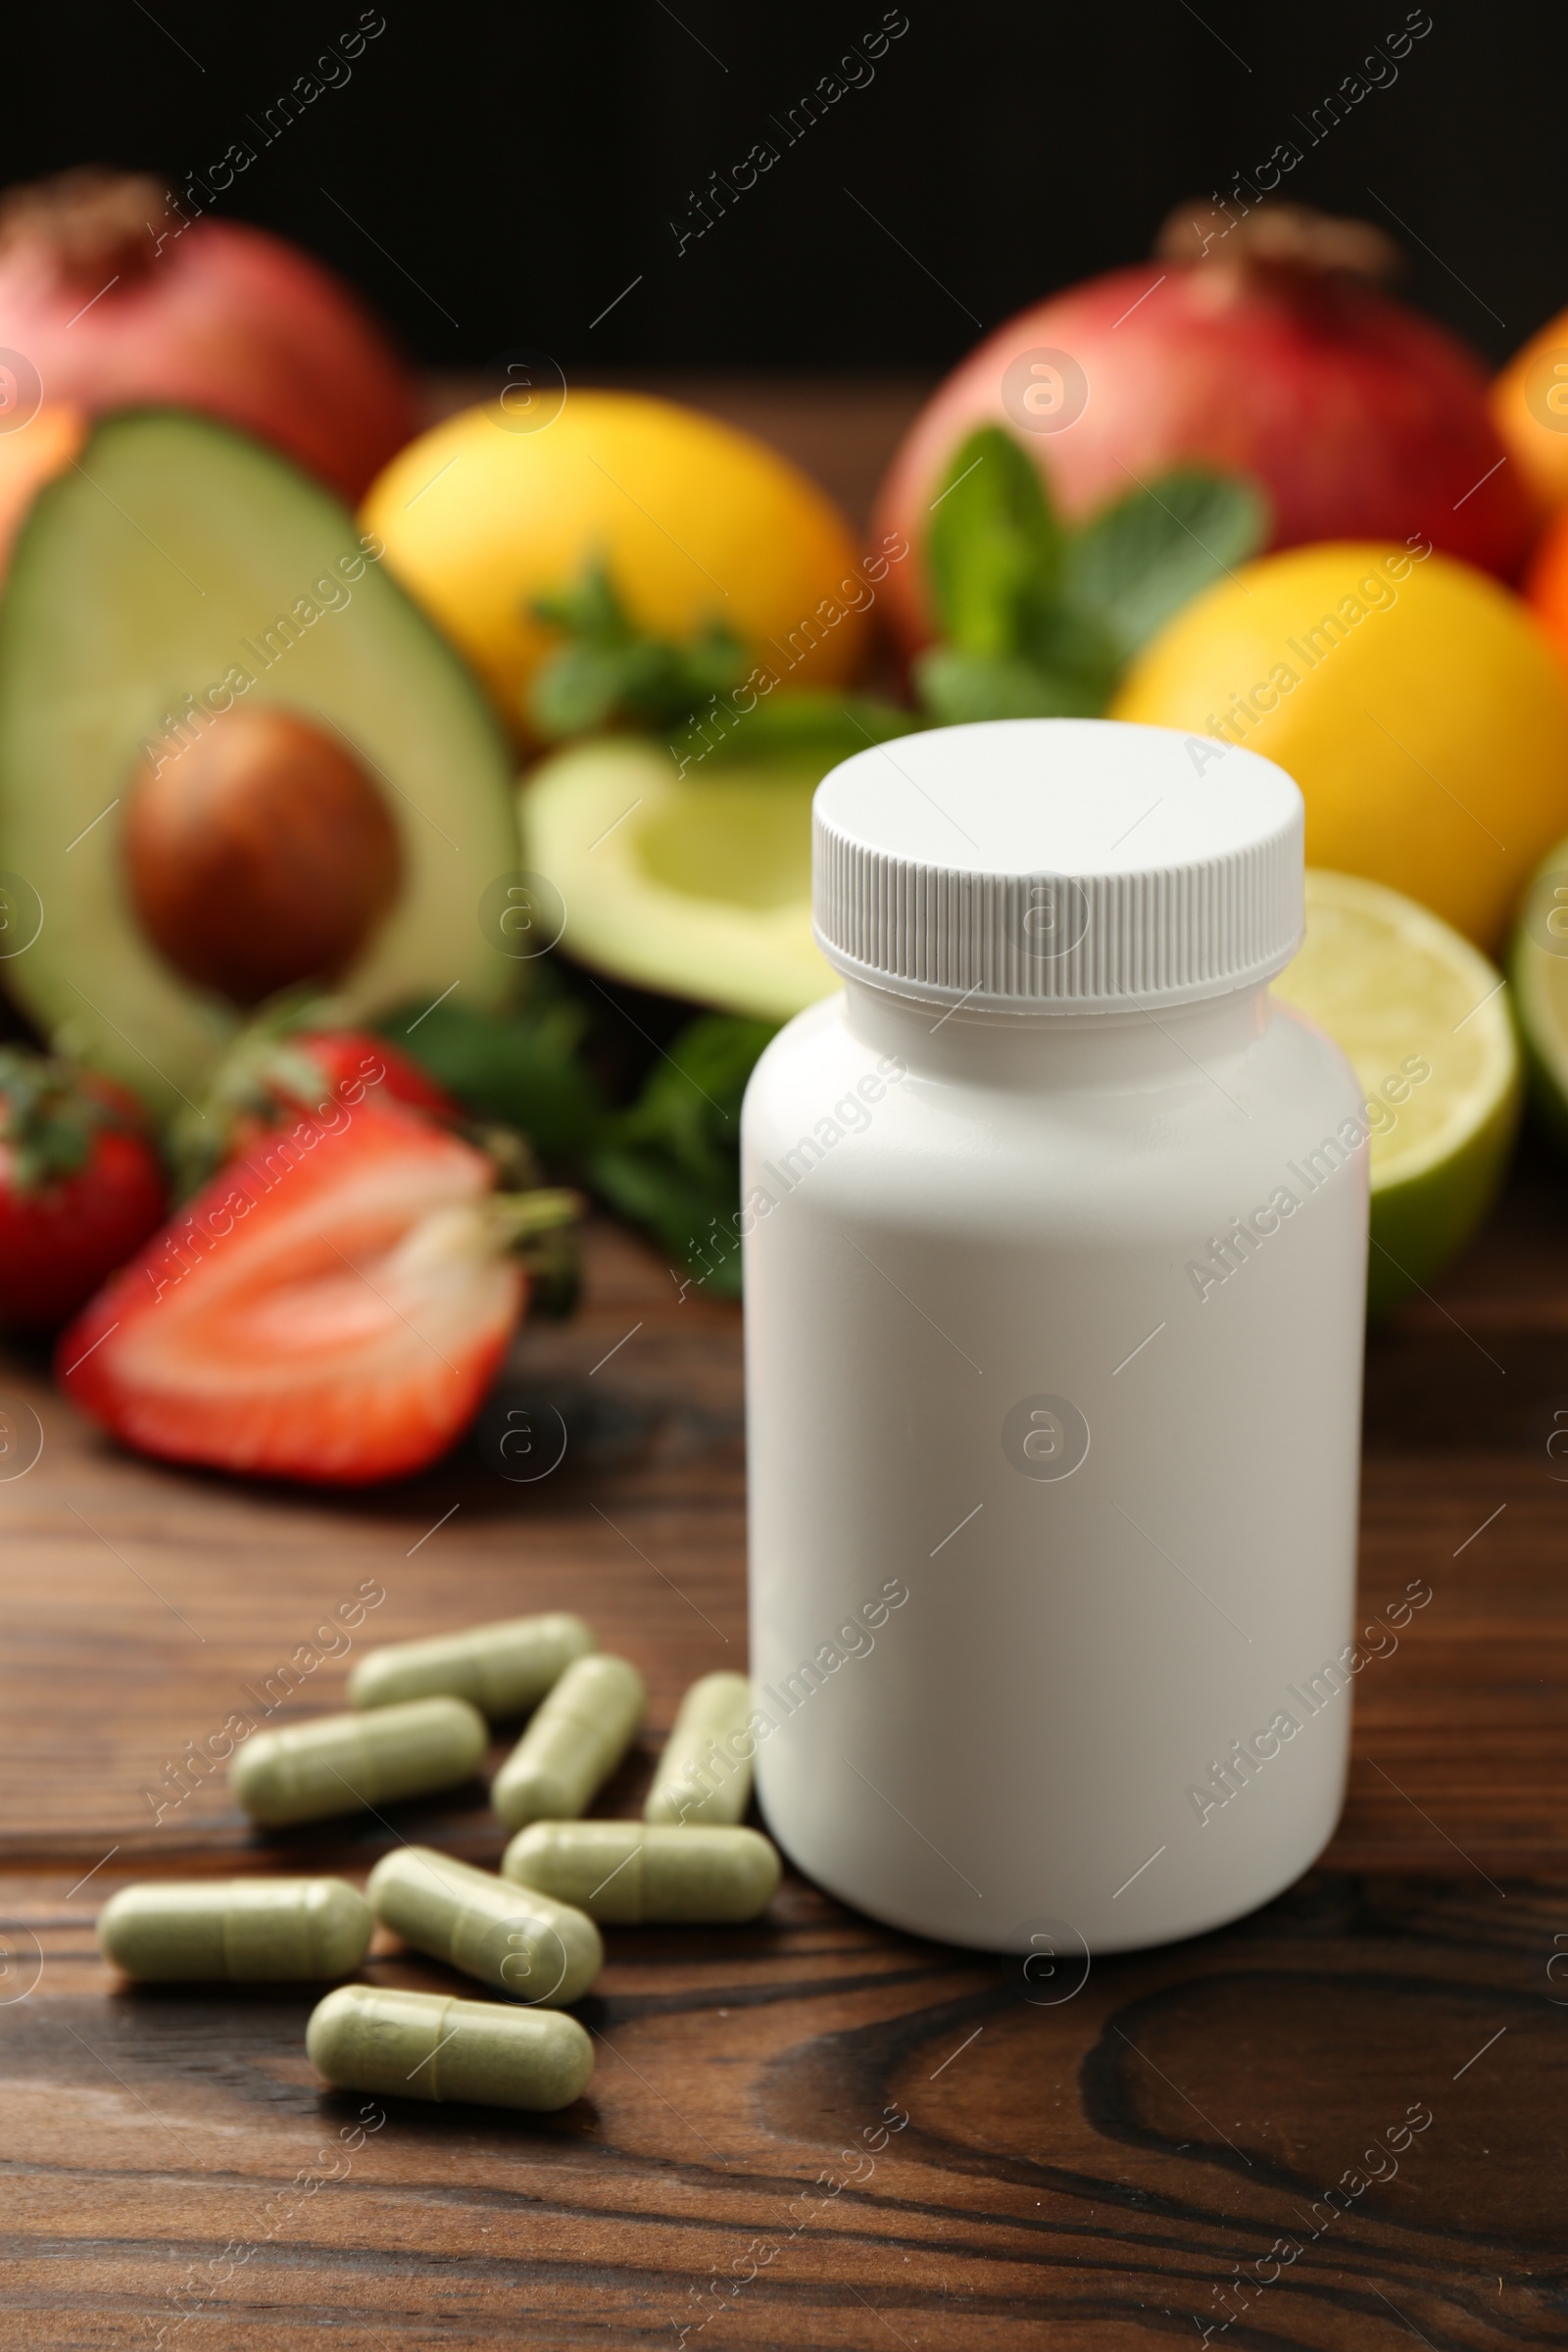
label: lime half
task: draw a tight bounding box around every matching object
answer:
[1273,869,1520,1318]
[1509,838,1568,1157]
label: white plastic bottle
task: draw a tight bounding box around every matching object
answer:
[742,718,1367,1955]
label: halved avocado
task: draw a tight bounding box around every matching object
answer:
[520,737,836,1021]
[0,410,520,1112]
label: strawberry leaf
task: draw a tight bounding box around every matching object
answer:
[0,1047,119,1193]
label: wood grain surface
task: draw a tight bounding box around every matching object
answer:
[3,384,1567,2350]
[4,1169,1568,2352]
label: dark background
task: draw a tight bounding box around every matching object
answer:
[9,2,1564,376]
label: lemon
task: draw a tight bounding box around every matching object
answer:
[520,737,834,1021]
[1273,870,1519,1317]
[363,392,871,740]
[1111,541,1568,950]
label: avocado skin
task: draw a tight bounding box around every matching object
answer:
[0,408,520,1112]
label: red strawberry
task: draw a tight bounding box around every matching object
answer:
[58,1098,573,1486]
[0,1051,167,1331]
[167,997,460,1198]
[285,1030,456,1121]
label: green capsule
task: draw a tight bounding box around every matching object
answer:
[502,1821,780,1925]
[229,1696,487,1827]
[98,1877,373,1982]
[348,1611,596,1717]
[307,1984,593,2111]
[490,1654,645,1831]
[644,1671,755,1826]
[367,1843,602,2005]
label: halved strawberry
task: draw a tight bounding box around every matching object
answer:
[58,1099,572,1487]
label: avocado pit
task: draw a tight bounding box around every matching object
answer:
[123,704,402,1005]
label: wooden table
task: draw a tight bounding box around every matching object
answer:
[5,1170,1567,2351]
[5,384,1568,2348]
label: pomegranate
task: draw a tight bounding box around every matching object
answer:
[0,169,416,503]
[873,202,1534,659]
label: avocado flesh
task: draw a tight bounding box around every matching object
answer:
[0,410,520,1113]
[520,737,837,1022]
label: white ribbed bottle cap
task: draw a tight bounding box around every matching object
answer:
[812,717,1304,1012]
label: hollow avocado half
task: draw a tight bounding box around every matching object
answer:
[520,736,838,1022]
[0,410,520,1113]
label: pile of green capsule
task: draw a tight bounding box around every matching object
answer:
[97,1613,778,2114]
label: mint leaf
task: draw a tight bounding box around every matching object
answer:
[585,1012,775,1298]
[387,992,775,1298]
[913,647,1108,725]
[586,1144,745,1298]
[1065,467,1269,661]
[925,426,1066,661]
[384,996,609,1158]
[680,689,924,777]
[610,1012,773,1181]
[529,561,747,738]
